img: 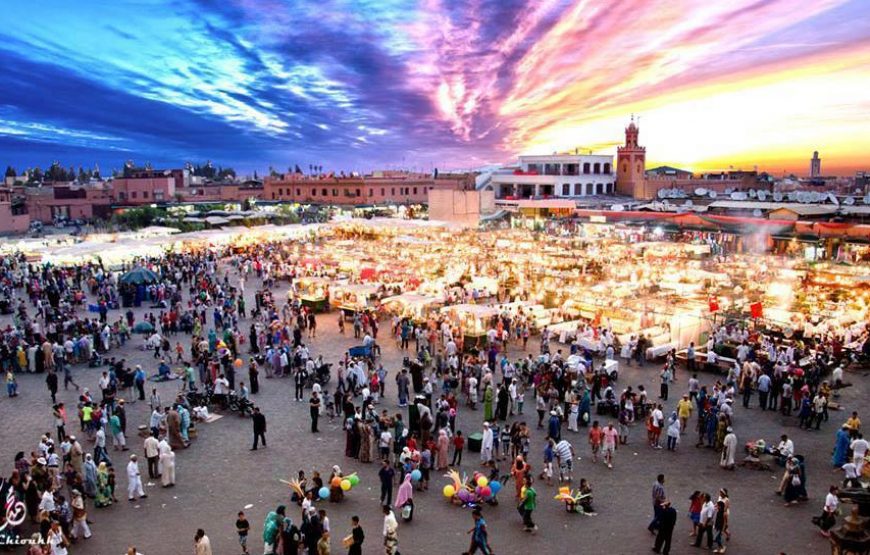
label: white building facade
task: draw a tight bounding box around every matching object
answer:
[489,153,615,199]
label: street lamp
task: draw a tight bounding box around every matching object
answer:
[830,506,870,555]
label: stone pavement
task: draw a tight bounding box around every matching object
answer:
[0,270,863,555]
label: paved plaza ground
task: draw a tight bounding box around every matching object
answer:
[1,271,864,555]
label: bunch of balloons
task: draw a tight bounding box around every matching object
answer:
[442,472,501,504]
[320,473,360,499]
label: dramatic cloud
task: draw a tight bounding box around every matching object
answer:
[0,0,867,174]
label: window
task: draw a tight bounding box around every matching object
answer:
[368,189,373,197]
[622,163,627,173]
[562,184,570,196]
[637,163,642,174]
[296,189,301,196]
[593,163,600,174]
[143,191,149,199]
[587,183,593,195]
[131,191,137,199]
[154,191,164,201]
[603,163,611,174]
[583,163,590,174]
[381,188,385,196]
[391,188,395,196]
[574,183,583,195]
[332,189,338,196]
[312,188,317,196]
[413,187,417,195]
[322,188,327,196]
[596,183,603,194]
[278,188,283,196]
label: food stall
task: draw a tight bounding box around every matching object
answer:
[440,304,501,350]
[330,283,383,319]
[293,276,334,312]
[380,293,443,323]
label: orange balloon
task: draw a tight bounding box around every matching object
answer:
[331,477,342,488]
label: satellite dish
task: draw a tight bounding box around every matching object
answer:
[748,189,757,198]
[695,188,707,196]
[773,192,783,202]
[611,204,625,212]
[725,188,734,194]
[657,189,667,199]
[757,190,768,201]
[736,192,748,201]
[752,209,762,217]
[684,199,694,207]
[844,196,855,206]
[708,191,717,199]
[730,192,740,200]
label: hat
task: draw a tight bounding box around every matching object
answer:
[118,399,125,405]
[726,427,733,433]
[36,457,46,465]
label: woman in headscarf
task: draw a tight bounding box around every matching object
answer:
[167,406,185,450]
[666,411,681,451]
[82,454,97,498]
[395,473,414,522]
[496,384,509,421]
[159,440,176,487]
[22,473,40,523]
[358,420,373,464]
[436,429,449,470]
[281,516,301,555]
[95,462,112,507]
[483,384,494,422]
[328,466,344,503]
[833,424,851,467]
[262,506,283,554]
[511,456,528,501]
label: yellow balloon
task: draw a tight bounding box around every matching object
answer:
[477,476,488,488]
[340,479,352,491]
[521,486,527,499]
[443,484,456,498]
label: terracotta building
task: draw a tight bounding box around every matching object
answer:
[111,176,176,204]
[263,171,473,205]
[0,188,29,234]
[25,184,113,223]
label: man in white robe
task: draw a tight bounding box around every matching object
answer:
[481,422,493,463]
[127,454,147,500]
[720,427,737,470]
[159,439,176,487]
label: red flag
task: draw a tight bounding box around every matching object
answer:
[708,298,719,313]
[749,302,763,319]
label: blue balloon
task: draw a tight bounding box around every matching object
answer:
[410,469,422,482]
[318,487,330,500]
[489,481,502,495]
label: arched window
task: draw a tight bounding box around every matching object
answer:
[583,163,590,174]
[637,163,642,174]
[622,162,627,173]
[603,163,611,174]
[593,163,601,174]
[587,183,594,195]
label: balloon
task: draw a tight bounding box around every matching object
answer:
[410,470,422,482]
[340,479,352,491]
[475,486,482,496]
[490,481,502,495]
[318,487,329,500]
[480,486,491,498]
[234,358,243,368]
[476,476,488,488]
[457,489,470,502]
[349,475,360,486]
[443,485,456,498]
[331,477,342,488]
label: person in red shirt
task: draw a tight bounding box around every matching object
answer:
[451,431,465,466]
[588,421,603,463]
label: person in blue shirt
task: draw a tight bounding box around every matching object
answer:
[465,508,493,555]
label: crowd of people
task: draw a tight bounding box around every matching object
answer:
[0,233,866,555]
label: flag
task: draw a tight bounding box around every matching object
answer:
[749,302,763,319]
[708,298,719,313]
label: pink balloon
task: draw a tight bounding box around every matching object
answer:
[480,486,491,498]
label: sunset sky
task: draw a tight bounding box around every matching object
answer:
[1,0,868,176]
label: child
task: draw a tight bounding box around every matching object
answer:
[541,439,554,485]
[517,384,525,415]
[500,426,511,460]
[588,421,602,463]
[236,511,250,554]
[688,491,703,537]
[107,467,119,502]
[451,431,464,466]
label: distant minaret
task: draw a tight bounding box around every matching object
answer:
[616,115,646,198]
[810,151,821,178]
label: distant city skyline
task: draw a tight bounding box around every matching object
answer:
[0,0,868,176]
